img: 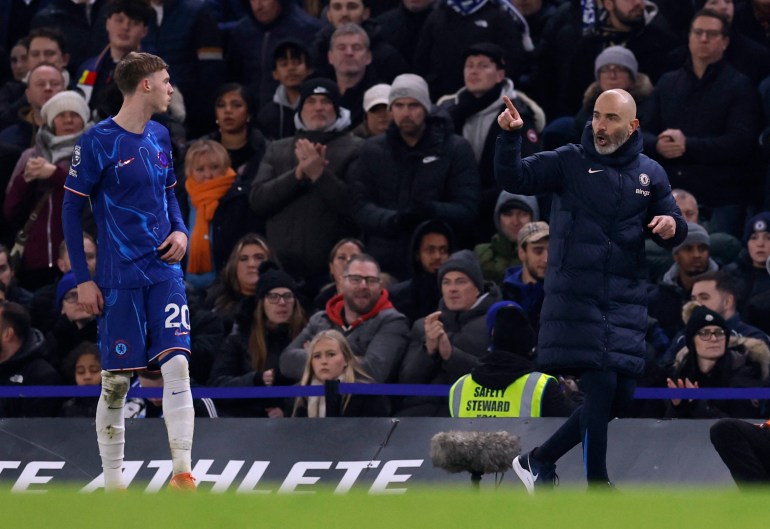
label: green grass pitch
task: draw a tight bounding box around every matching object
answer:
[1,486,767,529]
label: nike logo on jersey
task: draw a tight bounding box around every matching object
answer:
[171,390,189,396]
[117,157,136,168]
[588,168,603,174]
[422,156,439,164]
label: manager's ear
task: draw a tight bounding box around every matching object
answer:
[629,117,639,134]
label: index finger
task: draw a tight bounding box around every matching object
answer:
[502,95,515,112]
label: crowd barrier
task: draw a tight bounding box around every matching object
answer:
[0,384,769,400]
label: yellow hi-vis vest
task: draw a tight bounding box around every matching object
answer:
[448,372,555,418]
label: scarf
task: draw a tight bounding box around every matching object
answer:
[451,81,506,133]
[185,168,236,274]
[445,0,488,16]
[36,124,87,163]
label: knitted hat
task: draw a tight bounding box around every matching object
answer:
[463,42,506,69]
[672,222,710,255]
[494,191,540,231]
[297,78,341,117]
[594,46,638,81]
[363,83,391,112]
[438,249,484,292]
[684,303,729,354]
[517,221,550,248]
[389,73,432,111]
[55,271,79,313]
[487,302,535,358]
[254,262,298,301]
[742,211,770,245]
[41,90,89,130]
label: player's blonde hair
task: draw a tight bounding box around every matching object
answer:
[114,52,169,95]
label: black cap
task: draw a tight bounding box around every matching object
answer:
[297,78,341,117]
[254,262,298,301]
[463,42,506,69]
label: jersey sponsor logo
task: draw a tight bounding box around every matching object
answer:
[113,340,130,356]
[158,151,169,167]
[635,188,650,197]
[72,145,81,167]
[117,157,135,168]
[639,173,650,186]
[588,168,603,174]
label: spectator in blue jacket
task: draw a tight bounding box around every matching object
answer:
[502,220,548,336]
[496,89,686,490]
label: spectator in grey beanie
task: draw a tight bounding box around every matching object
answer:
[594,46,638,82]
[389,73,432,111]
[673,222,710,255]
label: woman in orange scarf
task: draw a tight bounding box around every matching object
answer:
[185,140,237,291]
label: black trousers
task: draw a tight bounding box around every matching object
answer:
[710,418,770,487]
[534,369,637,483]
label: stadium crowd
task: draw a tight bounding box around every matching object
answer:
[1,0,770,420]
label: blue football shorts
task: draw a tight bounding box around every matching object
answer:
[98,277,191,371]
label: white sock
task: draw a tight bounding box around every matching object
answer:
[161,354,194,476]
[95,371,131,491]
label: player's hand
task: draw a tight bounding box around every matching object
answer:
[158,231,187,264]
[265,407,284,418]
[648,215,677,239]
[77,280,104,316]
[497,96,524,131]
[263,369,275,386]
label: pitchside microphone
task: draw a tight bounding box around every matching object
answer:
[430,430,521,488]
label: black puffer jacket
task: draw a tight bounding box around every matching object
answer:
[495,124,687,376]
[350,113,479,279]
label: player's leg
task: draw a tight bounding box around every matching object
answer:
[96,286,148,491]
[159,351,195,481]
[147,278,194,487]
[96,369,132,491]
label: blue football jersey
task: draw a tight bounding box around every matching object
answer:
[64,118,184,288]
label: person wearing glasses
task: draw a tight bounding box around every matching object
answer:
[280,254,409,383]
[642,9,760,238]
[665,302,770,419]
[208,262,306,417]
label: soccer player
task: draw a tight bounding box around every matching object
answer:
[62,52,195,491]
